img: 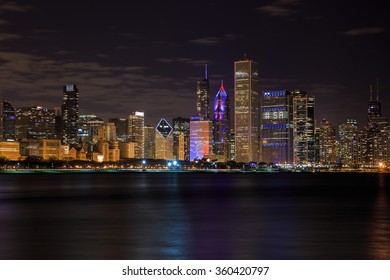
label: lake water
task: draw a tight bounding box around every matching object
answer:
[0,172,389,259]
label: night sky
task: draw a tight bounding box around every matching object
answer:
[0,0,388,128]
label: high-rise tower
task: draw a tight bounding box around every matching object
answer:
[213,81,230,160]
[61,84,79,147]
[2,101,16,141]
[234,56,259,163]
[196,64,210,120]
[0,91,3,141]
[128,111,145,158]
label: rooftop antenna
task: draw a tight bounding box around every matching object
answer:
[376,75,379,101]
[370,84,373,101]
[204,64,208,80]
[221,80,224,89]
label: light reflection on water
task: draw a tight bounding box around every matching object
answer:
[0,172,389,259]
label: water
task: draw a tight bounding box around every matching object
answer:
[0,172,389,259]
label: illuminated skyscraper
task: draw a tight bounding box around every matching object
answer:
[213,81,230,160]
[339,119,359,166]
[234,57,259,163]
[109,118,128,142]
[155,118,174,160]
[196,65,210,120]
[2,101,16,141]
[260,90,293,164]
[291,90,315,165]
[16,106,56,140]
[144,125,156,159]
[128,111,144,158]
[0,92,3,140]
[190,116,213,161]
[61,84,79,147]
[173,117,190,161]
[318,118,337,165]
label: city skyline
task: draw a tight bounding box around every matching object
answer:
[0,0,388,127]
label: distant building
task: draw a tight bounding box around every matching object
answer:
[196,65,210,120]
[119,142,135,159]
[260,90,293,165]
[234,56,259,163]
[213,81,230,161]
[19,139,69,160]
[0,141,20,160]
[128,112,144,158]
[190,116,213,161]
[155,118,174,160]
[0,92,3,140]
[339,119,359,167]
[318,118,337,165]
[144,125,155,159]
[108,118,128,142]
[61,84,79,147]
[2,101,16,141]
[173,117,190,161]
[16,106,56,140]
[78,114,105,153]
[291,90,315,165]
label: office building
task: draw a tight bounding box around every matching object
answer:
[128,111,145,158]
[339,119,359,167]
[190,116,213,161]
[2,101,16,141]
[155,118,174,160]
[108,118,128,142]
[260,90,293,164]
[16,106,56,140]
[173,117,190,161]
[0,141,20,160]
[318,118,337,165]
[291,90,315,165]
[234,56,259,163]
[144,125,156,159]
[0,92,3,140]
[61,84,79,147]
[196,65,210,120]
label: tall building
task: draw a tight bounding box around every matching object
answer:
[155,118,174,160]
[339,119,359,167]
[128,111,144,158]
[234,56,259,163]
[61,84,79,147]
[2,101,16,141]
[173,117,190,161]
[291,90,315,165]
[144,125,156,159]
[190,116,213,161]
[196,65,210,120]
[318,118,337,165]
[78,114,104,153]
[213,81,230,161]
[260,90,293,165]
[0,92,3,140]
[108,118,128,142]
[16,106,56,140]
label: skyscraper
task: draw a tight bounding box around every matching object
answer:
[144,125,156,159]
[16,106,56,140]
[173,117,190,161]
[190,116,213,161]
[291,90,315,165]
[318,118,337,165]
[213,81,230,160]
[128,111,145,158]
[61,84,79,147]
[0,92,3,141]
[234,56,259,163]
[260,90,293,165]
[339,119,359,167]
[155,118,174,160]
[196,65,210,120]
[108,118,128,142]
[2,101,16,141]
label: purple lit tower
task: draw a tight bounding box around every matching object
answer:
[213,81,230,160]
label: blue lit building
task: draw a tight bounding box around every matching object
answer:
[213,81,230,160]
[190,116,213,161]
[260,90,293,165]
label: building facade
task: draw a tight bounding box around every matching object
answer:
[339,119,359,167]
[260,90,293,165]
[128,111,145,158]
[173,117,190,161]
[234,57,259,163]
[318,118,337,165]
[108,118,128,142]
[213,81,230,161]
[190,116,213,161]
[155,118,174,160]
[16,106,56,140]
[61,84,79,147]
[291,91,315,165]
[2,101,16,141]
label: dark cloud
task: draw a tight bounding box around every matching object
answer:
[0,1,33,13]
[257,0,302,17]
[0,33,20,40]
[157,57,209,66]
[344,27,384,36]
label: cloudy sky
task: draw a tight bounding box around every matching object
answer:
[0,0,388,127]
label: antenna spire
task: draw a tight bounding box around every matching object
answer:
[204,64,208,80]
[370,84,373,101]
[376,75,379,101]
[221,80,224,89]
